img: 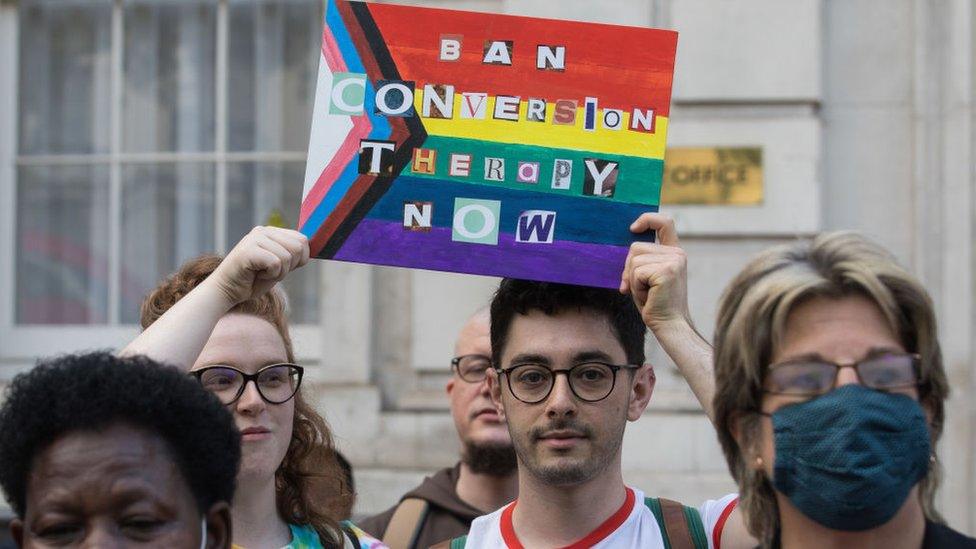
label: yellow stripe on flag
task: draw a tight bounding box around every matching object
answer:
[413,95,668,159]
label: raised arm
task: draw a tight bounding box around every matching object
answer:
[620,213,716,421]
[119,226,310,370]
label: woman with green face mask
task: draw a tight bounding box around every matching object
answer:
[711,232,975,549]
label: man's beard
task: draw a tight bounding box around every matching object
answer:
[462,441,518,476]
[514,417,622,486]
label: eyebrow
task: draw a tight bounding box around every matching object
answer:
[777,346,906,364]
[200,359,291,371]
[507,350,617,367]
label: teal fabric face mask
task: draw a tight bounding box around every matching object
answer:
[770,384,931,531]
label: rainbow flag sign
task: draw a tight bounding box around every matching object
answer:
[300,0,678,288]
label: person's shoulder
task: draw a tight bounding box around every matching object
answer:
[355,504,397,540]
[455,503,509,548]
[355,467,449,537]
[924,520,976,548]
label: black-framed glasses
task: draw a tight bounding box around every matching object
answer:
[764,352,920,397]
[495,362,640,404]
[191,363,304,405]
[451,354,492,383]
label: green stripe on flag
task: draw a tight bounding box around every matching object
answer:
[403,135,663,206]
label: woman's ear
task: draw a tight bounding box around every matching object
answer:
[729,412,764,471]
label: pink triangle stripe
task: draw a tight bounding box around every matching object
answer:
[300,25,373,228]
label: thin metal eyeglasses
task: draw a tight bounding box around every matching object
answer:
[495,362,640,404]
[451,354,492,383]
[763,352,921,397]
[191,363,304,405]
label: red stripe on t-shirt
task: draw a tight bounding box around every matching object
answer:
[500,501,524,549]
[499,488,637,549]
[712,497,738,549]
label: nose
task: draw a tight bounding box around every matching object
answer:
[80,524,122,549]
[478,375,492,397]
[835,364,860,387]
[544,372,578,419]
[235,380,267,415]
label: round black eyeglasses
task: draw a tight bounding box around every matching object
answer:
[495,362,640,404]
[191,363,304,405]
[451,354,492,383]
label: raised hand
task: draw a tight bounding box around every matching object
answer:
[120,226,310,371]
[205,226,311,309]
[619,213,690,331]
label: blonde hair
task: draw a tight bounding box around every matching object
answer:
[711,232,948,546]
[141,255,351,547]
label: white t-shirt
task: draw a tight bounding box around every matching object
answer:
[463,487,738,549]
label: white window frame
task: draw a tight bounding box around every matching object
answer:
[0,0,323,366]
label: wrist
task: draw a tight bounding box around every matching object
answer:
[197,276,240,314]
[647,315,699,342]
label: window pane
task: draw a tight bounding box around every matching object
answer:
[228,0,322,151]
[123,1,216,153]
[18,0,112,155]
[226,162,319,323]
[17,166,110,324]
[120,163,215,323]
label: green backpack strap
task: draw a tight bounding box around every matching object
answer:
[644,497,708,549]
[431,535,467,549]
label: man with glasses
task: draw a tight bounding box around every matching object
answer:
[360,308,518,548]
[441,213,756,548]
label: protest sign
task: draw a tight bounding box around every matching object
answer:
[300,0,677,288]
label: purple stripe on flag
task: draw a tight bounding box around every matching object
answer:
[334,219,628,288]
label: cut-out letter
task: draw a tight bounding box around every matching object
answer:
[630,108,656,132]
[452,198,501,245]
[440,35,462,61]
[553,99,577,125]
[584,97,598,131]
[460,92,488,119]
[329,72,367,115]
[602,108,623,130]
[411,148,437,174]
[493,95,520,121]
[358,140,396,175]
[516,210,556,243]
[422,84,455,119]
[403,201,433,231]
[551,159,572,189]
[483,40,513,65]
[536,45,566,71]
[526,98,547,122]
[484,157,505,181]
[449,153,472,177]
[374,80,415,117]
[517,161,540,184]
[583,158,619,197]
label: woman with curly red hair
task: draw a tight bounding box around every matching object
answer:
[123,226,378,549]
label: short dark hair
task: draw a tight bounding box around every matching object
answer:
[489,279,646,368]
[0,352,241,517]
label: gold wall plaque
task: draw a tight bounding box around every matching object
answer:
[661,147,763,205]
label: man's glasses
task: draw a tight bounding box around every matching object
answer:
[191,363,304,405]
[451,354,492,383]
[765,352,920,396]
[495,362,640,404]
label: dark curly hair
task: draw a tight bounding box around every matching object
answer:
[141,255,351,547]
[489,279,647,368]
[0,352,241,518]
